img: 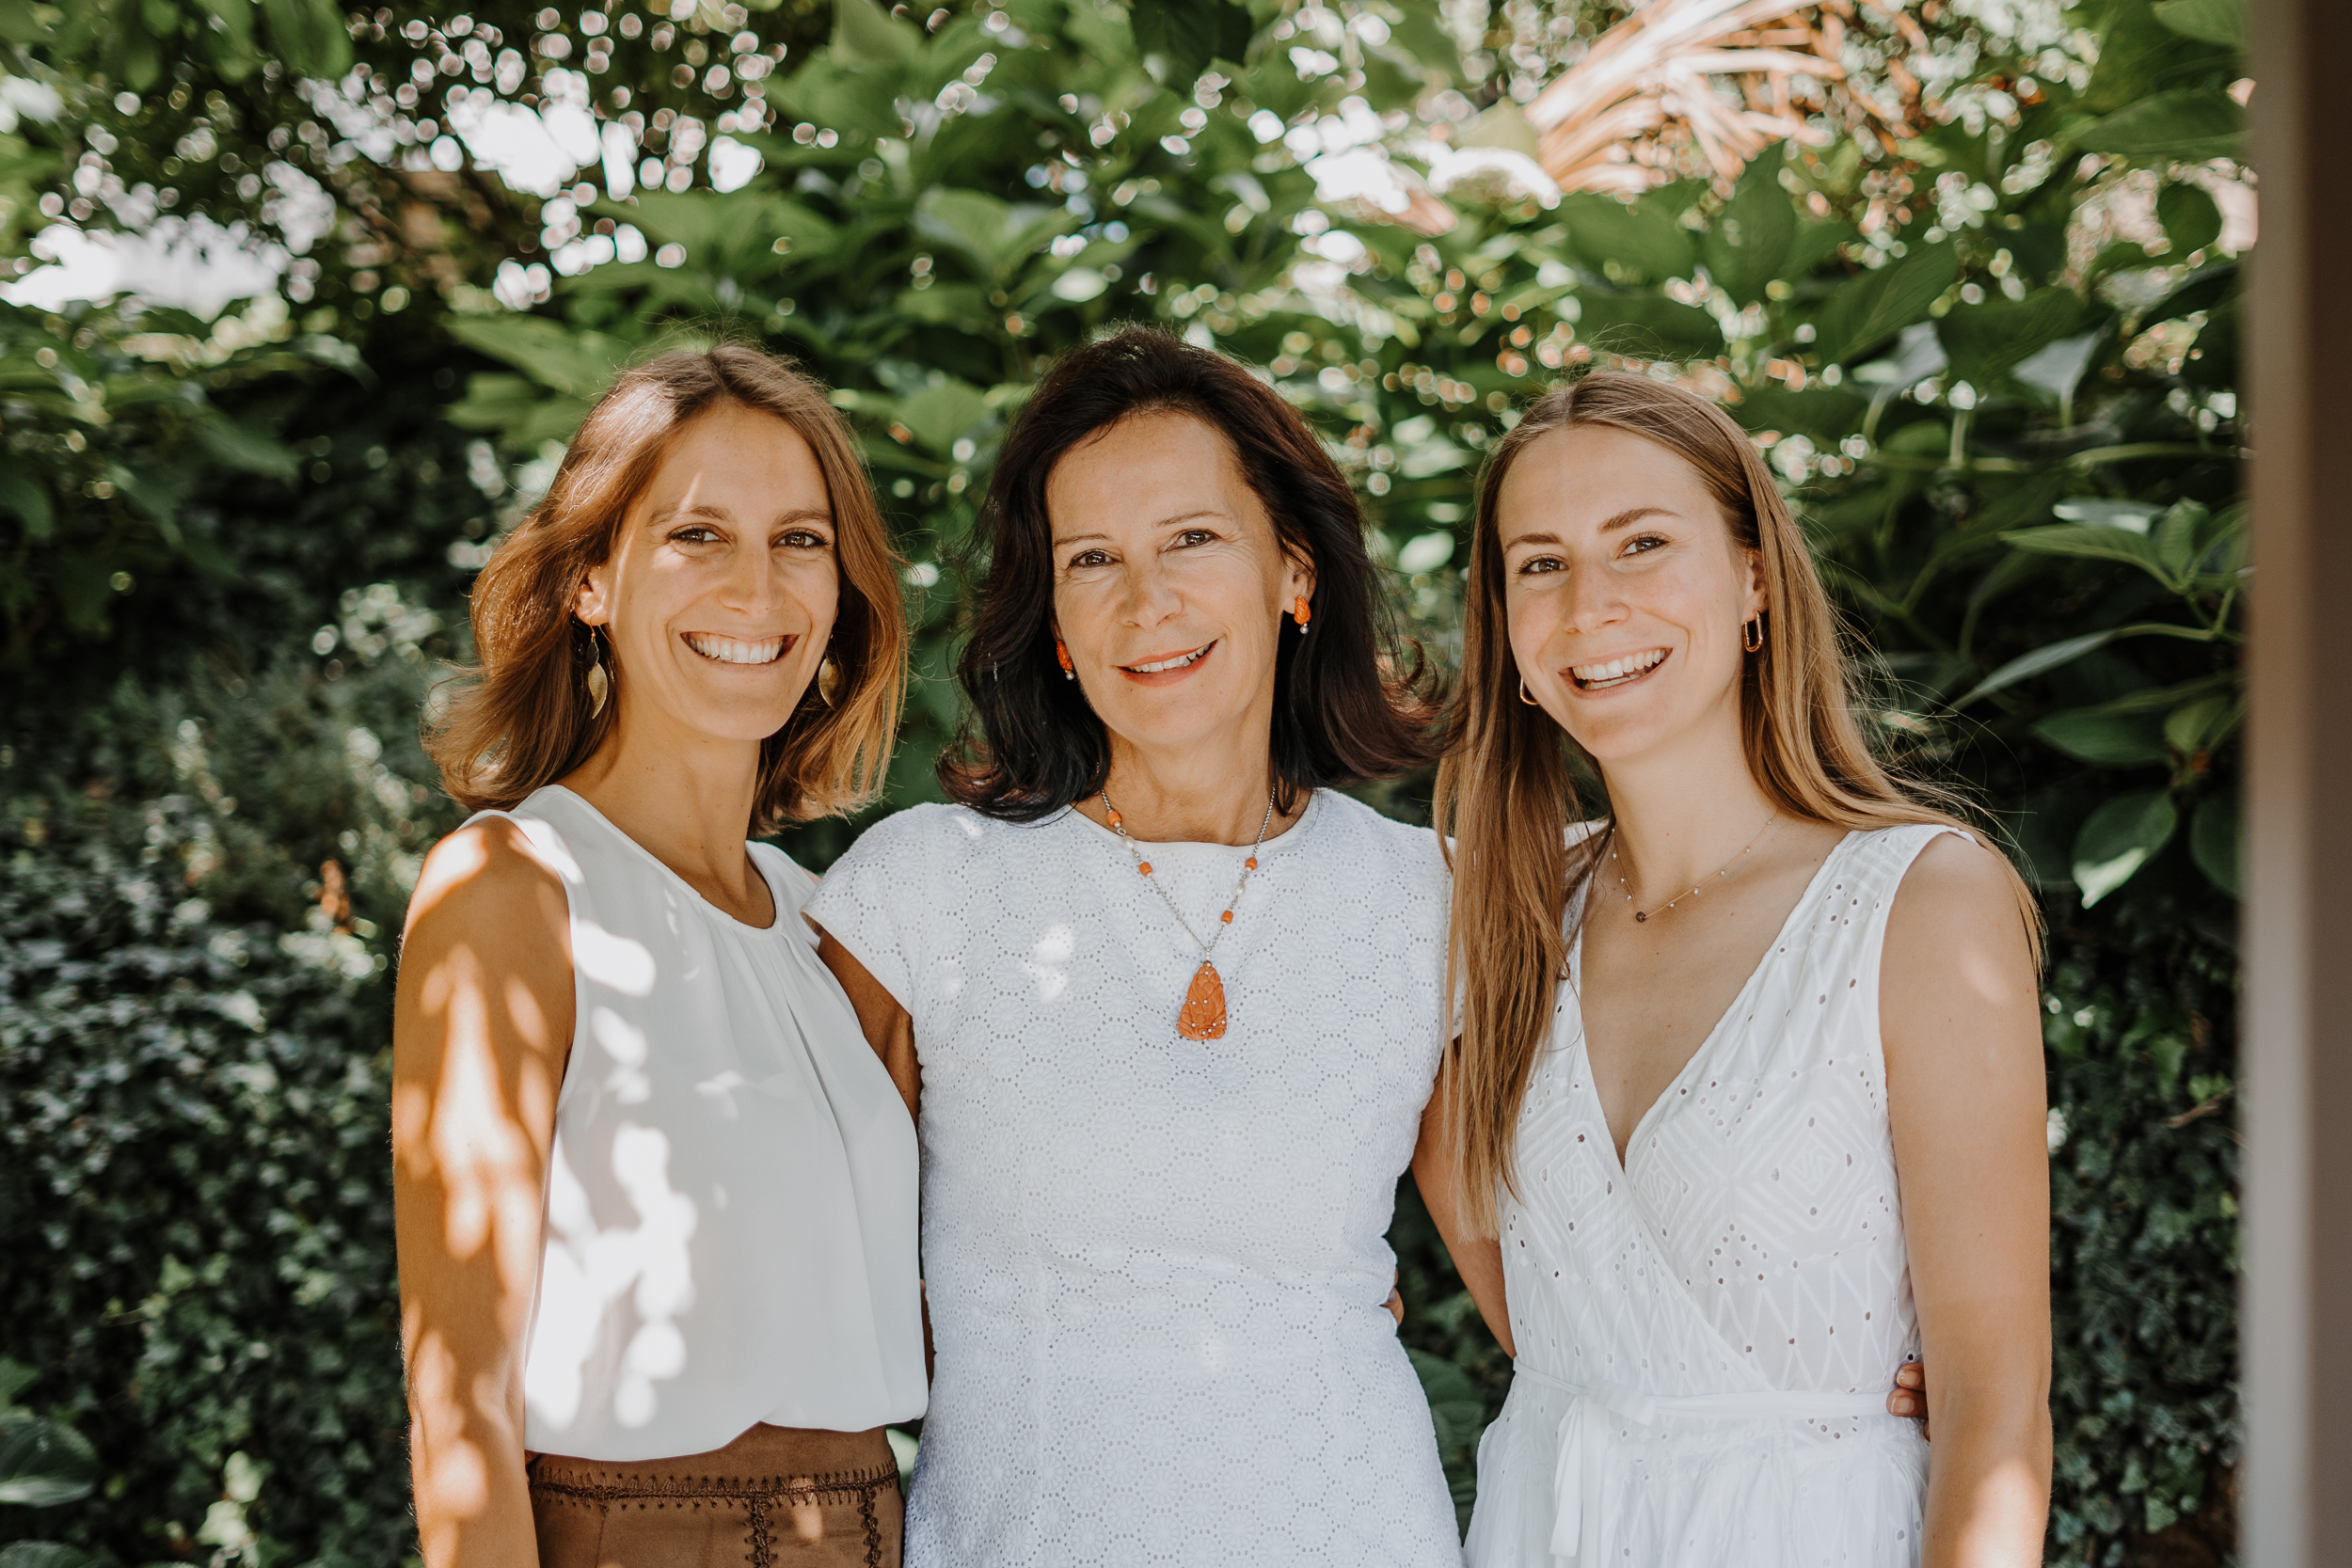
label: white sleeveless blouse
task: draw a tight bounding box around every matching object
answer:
[477,785,926,1462]
[1466,825,1954,1568]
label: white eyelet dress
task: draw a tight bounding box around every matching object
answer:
[1463,825,1957,1568]
[804,792,1464,1568]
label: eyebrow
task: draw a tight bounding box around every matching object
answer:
[648,501,833,529]
[1504,507,1677,549]
[1051,508,1229,547]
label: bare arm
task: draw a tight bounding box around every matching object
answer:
[392,823,574,1568]
[1883,835,2052,1568]
[816,927,918,1125]
[1409,1051,1516,1358]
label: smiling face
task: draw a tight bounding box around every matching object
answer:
[1046,408,1313,760]
[575,401,838,746]
[1497,421,1764,766]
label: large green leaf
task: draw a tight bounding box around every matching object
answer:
[0,1544,101,1568]
[192,414,298,482]
[0,468,53,540]
[1812,243,1958,367]
[2032,710,2169,768]
[1938,288,2090,392]
[2191,789,2241,895]
[445,316,635,400]
[916,191,1077,283]
[2155,182,2222,259]
[2073,789,2178,907]
[1131,0,1253,84]
[830,0,917,68]
[0,1416,96,1507]
[2076,90,2245,164]
[2153,0,2245,49]
[2000,523,2175,586]
[1577,293,1723,360]
[1558,193,1694,283]
[1953,628,2123,707]
[256,0,351,79]
[1700,160,1796,307]
[894,379,992,454]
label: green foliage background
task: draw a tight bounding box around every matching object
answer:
[0,0,2243,1562]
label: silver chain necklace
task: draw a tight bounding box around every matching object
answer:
[1613,808,1777,924]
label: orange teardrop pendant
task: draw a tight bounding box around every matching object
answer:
[1177,960,1228,1040]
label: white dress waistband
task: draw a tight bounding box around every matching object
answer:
[1510,1359,1893,1563]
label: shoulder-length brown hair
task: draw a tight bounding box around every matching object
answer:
[428,343,905,834]
[1432,370,2042,1235]
[942,326,1438,818]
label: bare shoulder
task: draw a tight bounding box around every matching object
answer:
[403,817,566,956]
[1886,829,2030,952]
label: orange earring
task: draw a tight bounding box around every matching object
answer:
[1055,638,1074,679]
[1293,595,1311,634]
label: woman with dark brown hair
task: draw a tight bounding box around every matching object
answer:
[803,327,1467,1566]
[1418,372,2051,1567]
[393,344,922,1568]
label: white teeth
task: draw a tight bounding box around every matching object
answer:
[1129,645,1209,673]
[685,633,786,665]
[1570,649,1667,685]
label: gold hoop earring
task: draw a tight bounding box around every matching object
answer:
[1519,676,1540,706]
[1743,612,1766,654]
[584,626,612,718]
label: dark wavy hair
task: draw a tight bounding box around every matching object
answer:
[941,326,1439,820]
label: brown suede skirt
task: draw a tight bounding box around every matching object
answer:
[528,1424,902,1568]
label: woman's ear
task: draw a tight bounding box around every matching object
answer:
[1741,546,1767,621]
[574,566,612,628]
[1285,547,1318,613]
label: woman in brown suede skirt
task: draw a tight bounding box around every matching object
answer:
[393,347,926,1568]
[529,1426,904,1568]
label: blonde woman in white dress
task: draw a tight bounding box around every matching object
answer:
[1415,372,2052,1567]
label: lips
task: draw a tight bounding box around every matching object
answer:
[1121,642,1214,674]
[683,632,795,665]
[1568,647,1668,689]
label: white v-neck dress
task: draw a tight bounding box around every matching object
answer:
[804,791,1462,1568]
[1464,825,1951,1568]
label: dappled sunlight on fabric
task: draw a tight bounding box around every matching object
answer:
[528,1122,700,1432]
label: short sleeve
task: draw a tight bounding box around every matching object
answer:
[801,806,943,1015]
[752,844,822,951]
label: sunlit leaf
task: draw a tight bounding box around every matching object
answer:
[1557,192,1694,283]
[445,316,635,400]
[2073,789,2178,907]
[0,1416,97,1507]
[894,379,992,454]
[257,0,352,79]
[830,0,917,68]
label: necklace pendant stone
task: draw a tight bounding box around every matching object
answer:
[1178,960,1228,1040]
[1633,911,1647,923]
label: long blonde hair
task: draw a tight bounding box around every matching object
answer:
[428,344,906,833]
[1431,371,2041,1236]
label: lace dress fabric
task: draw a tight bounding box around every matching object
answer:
[1464,826,1954,1568]
[804,793,1462,1568]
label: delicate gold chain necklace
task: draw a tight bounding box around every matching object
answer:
[1099,786,1277,1040]
[1613,809,1777,924]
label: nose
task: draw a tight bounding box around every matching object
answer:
[1116,554,1184,630]
[1562,554,1629,637]
[717,536,788,619]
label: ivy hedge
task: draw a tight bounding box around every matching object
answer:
[0,0,2241,1562]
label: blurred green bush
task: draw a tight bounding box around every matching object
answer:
[0,0,2241,1561]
